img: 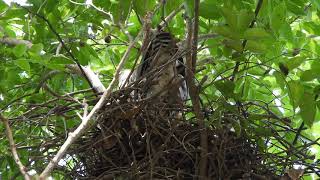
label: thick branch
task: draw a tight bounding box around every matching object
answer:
[66,64,106,94]
[0,114,31,180]
[0,37,33,48]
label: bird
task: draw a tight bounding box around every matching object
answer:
[137,30,188,104]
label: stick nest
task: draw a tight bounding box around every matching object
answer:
[65,88,279,179]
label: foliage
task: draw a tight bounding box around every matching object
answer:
[0,0,320,179]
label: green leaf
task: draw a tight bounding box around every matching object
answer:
[237,10,254,32]
[214,80,235,99]
[212,26,241,40]
[14,59,30,72]
[184,0,194,17]
[133,0,155,17]
[199,0,220,19]
[300,92,316,127]
[254,127,273,137]
[311,0,320,10]
[274,71,285,89]
[279,22,293,42]
[71,47,89,66]
[4,26,16,38]
[287,81,304,108]
[110,0,132,24]
[311,61,320,72]
[51,55,74,64]
[29,43,44,55]
[270,3,286,33]
[0,0,8,12]
[45,0,57,13]
[13,44,27,57]
[83,44,99,59]
[300,70,318,81]
[222,39,243,52]
[165,0,183,15]
[285,56,305,70]
[221,7,237,29]
[245,40,267,53]
[244,28,271,40]
[314,85,320,97]
[286,1,305,15]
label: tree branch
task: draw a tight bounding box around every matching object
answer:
[0,37,33,48]
[39,20,146,180]
[184,0,208,178]
[65,64,106,94]
[0,114,31,180]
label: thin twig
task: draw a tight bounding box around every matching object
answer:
[0,114,31,180]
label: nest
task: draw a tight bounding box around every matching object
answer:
[65,87,278,179]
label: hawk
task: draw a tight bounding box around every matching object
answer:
[137,30,187,103]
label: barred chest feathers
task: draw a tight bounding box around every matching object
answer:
[138,31,187,103]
